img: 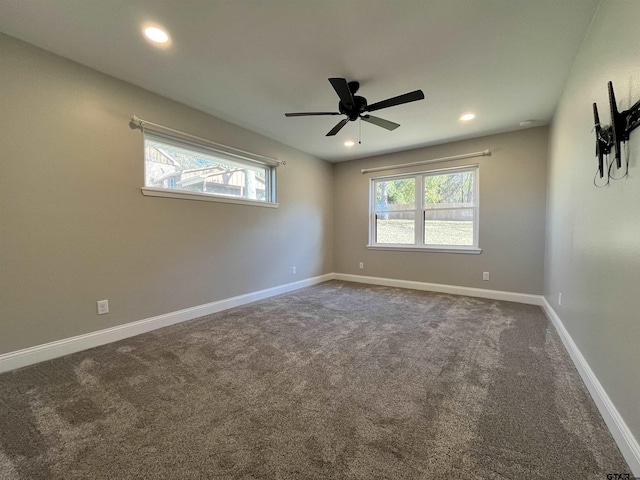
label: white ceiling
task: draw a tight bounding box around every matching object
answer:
[0,0,599,162]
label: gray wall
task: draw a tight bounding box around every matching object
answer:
[545,0,640,440]
[0,34,334,354]
[333,127,548,294]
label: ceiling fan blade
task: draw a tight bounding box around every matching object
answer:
[285,112,341,117]
[329,78,355,109]
[326,118,349,136]
[366,89,425,112]
[361,115,400,131]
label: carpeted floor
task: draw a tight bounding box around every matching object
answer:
[0,281,631,479]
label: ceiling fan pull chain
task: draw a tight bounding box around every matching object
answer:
[359,117,362,145]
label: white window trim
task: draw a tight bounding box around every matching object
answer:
[142,130,278,208]
[365,245,482,254]
[141,187,279,208]
[368,164,481,253]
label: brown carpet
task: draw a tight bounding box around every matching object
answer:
[0,280,630,479]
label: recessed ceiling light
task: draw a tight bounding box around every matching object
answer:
[460,113,475,122]
[519,120,534,127]
[344,140,355,147]
[144,26,169,44]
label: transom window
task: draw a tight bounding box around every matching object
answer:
[369,165,479,252]
[143,130,276,206]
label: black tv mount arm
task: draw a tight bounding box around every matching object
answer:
[593,81,640,177]
[593,102,611,178]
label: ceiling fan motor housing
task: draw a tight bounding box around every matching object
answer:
[339,96,368,121]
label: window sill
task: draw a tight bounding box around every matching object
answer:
[366,245,482,254]
[141,187,279,208]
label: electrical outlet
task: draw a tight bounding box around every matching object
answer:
[558,292,562,306]
[482,272,489,281]
[292,266,297,275]
[97,299,109,315]
[359,262,364,270]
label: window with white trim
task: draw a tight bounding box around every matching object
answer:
[143,130,277,206]
[369,165,479,252]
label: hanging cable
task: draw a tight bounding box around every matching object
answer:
[594,159,610,187]
[609,142,629,180]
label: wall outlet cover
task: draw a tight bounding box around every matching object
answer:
[97,300,109,315]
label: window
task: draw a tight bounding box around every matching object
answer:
[369,165,480,253]
[142,130,277,207]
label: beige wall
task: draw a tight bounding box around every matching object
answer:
[545,0,640,440]
[0,34,333,354]
[333,127,548,294]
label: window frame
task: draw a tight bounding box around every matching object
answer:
[367,165,481,254]
[141,130,278,208]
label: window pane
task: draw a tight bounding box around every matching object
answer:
[375,178,415,211]
[376,212,415,244]
[424,171,474,208]
[424,209,474,246]
[145,136,269,201]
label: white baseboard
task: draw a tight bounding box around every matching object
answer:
[2,272,637,475]
[340,273,639,473]
[0,273,542,374]
[541,298,640,476]
[0,273,333,374]
[333,273,544,305]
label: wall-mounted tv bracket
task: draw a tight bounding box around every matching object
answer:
[593,81,640,178]
[593,102,612,178]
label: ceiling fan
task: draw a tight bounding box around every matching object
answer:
[285,78,425,137]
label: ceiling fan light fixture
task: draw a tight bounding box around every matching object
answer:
[460,113,475,122]
[344,140,355,147]
[144,26,170,44]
